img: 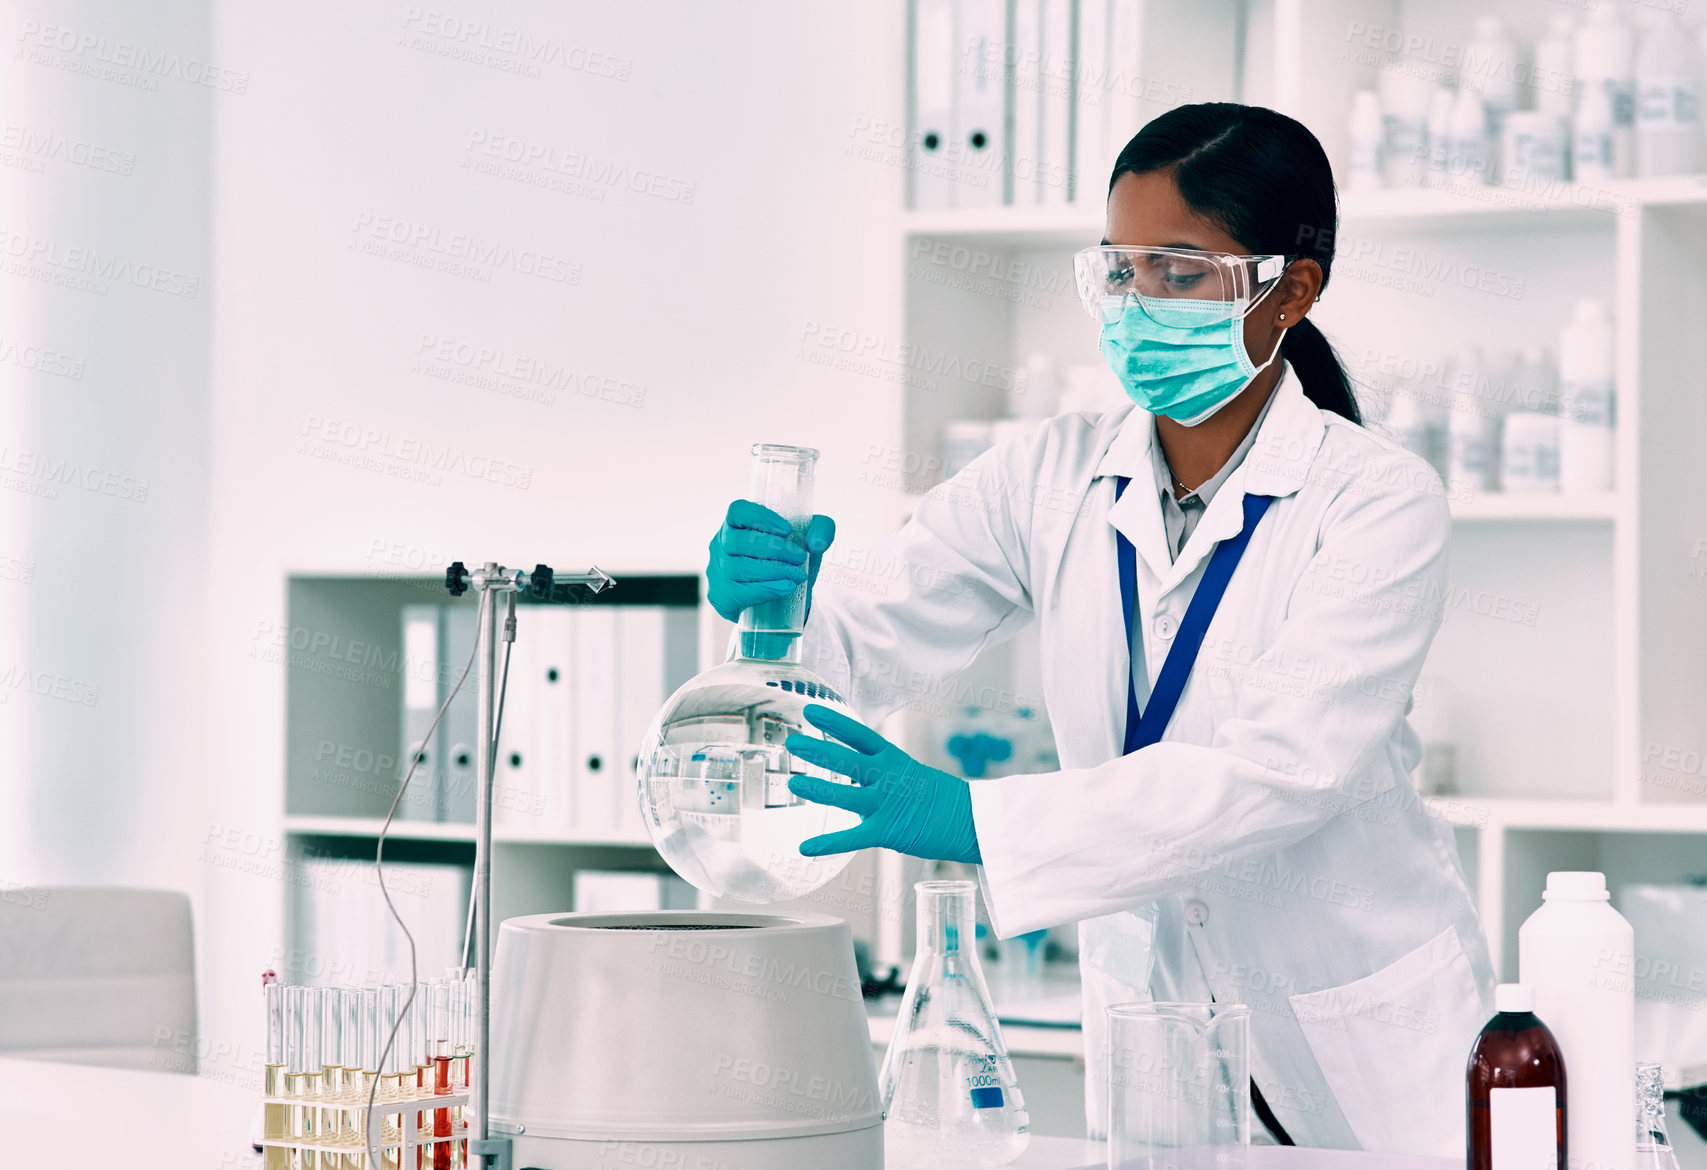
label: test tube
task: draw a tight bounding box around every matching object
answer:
[318,987,344,1159]
[445,974,468,1168]
[295,986,323,1167]
[265,981,289,1169]
[377,985,405,1170]
[413,983,433,1169]
[336,989,364,1169]
[352,988,380,1170]
[342,988,364,1095]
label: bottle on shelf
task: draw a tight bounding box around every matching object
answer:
[1574,80,1619,185]
[1013,351,1060,422]
[1576,4,1637,178]
[1385,371,1450,479]
[1634,10,1702,178]
[1518,872,1635,1170]
[1448,88,1491,185]
[1503,111,1570,187]
[1447,347,1497,496]
[1558,299,1616,493]
[1380,65,1434,188]
[1348,88,1384,193]
[1462,16,1521,180]
[1410,675,1456,796]
[1502,348,1561,494]
[1467,983,1567,1170]
[1426,85,1456,186]
[1535,15,1577,123]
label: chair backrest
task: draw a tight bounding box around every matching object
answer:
[0,887,198,1074]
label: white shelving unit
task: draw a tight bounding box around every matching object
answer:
[894,0,1707,980]
[277,573,711,966]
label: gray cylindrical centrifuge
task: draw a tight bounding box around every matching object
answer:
[488,910,883,1169]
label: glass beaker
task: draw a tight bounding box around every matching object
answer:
[636,443,862,902]
[881,880,1030,1168]
[1106,1002,1250,1170]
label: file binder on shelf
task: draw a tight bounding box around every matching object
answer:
[1010,0,1044,204]
[492,605,540,834]
[399,606,442,823]
[530,605,575,835]
[1039,0,1074,203]
[1073,0,1111,203]
[569,605,619,834]
[439,602,478,824]
[952,0,1008,208]
[910,0,957,209]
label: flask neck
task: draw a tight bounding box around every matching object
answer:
[738,443,818,662]
[737,626,805,663]
[916,881,977,958]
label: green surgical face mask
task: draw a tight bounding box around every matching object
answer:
[1097,281,1285,426]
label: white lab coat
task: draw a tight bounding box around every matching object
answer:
[799,367,1495,1154]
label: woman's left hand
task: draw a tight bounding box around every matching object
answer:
[785,704,981,864]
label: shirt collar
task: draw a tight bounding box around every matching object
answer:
[1149,385,1280,509]
[1094,363,1326,500]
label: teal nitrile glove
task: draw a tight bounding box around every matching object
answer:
[786,703,982,865]
[706,499,837,624]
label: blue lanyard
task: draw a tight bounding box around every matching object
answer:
[1116,479,1274,754]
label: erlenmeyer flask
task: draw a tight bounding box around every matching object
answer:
[881,880,1030,1168]
[635,444,862,902]
[1636,1061,1682,1170]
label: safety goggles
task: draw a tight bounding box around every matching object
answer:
[1072,245,1289,328]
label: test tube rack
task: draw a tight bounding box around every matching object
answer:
[258,1084,471,1166]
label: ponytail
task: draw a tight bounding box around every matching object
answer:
[1280,317,1360,425]
[1110,103,1361,424]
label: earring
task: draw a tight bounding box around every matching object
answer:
[1278,312,1287,321]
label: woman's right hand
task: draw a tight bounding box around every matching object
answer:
[706,500,836,623]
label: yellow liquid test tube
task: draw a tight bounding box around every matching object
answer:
[320,987,345,1165]
[264,980,290,1170]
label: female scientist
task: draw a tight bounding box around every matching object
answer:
[706,103,1493,1153]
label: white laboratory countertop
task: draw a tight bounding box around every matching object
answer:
[1007,1138,1458,1169]
[0,1054,1460,1170]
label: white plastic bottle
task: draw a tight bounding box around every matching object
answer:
[1425,86,1455,185]
[1502,111,1570,187]
[1462,16,1521,179]
[1574,81,1618,185]
[1379,66,1434,188]
[1576,4,1636,178]
[1501,347,1561,493]
[1535,14,1577,122]
[1347,89,1384,193]
[1518,872,1635,1170]
[1447,347,1495,495]
[1447,88,1490,185]
[1635,10,1703,178]
[1013,351,1060,421]
[1558,299,1616,492]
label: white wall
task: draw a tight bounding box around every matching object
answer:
[199,3,905,1064]
[0,0,213,955]
[4,0,906,1072]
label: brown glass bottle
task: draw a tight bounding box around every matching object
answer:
[1467,983,1566,1170]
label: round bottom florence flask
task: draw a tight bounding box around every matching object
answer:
[634,444,862,903]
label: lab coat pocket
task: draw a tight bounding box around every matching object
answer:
[1287,926,1487,1156]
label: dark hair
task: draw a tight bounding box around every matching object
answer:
[1109,103,1360,424]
